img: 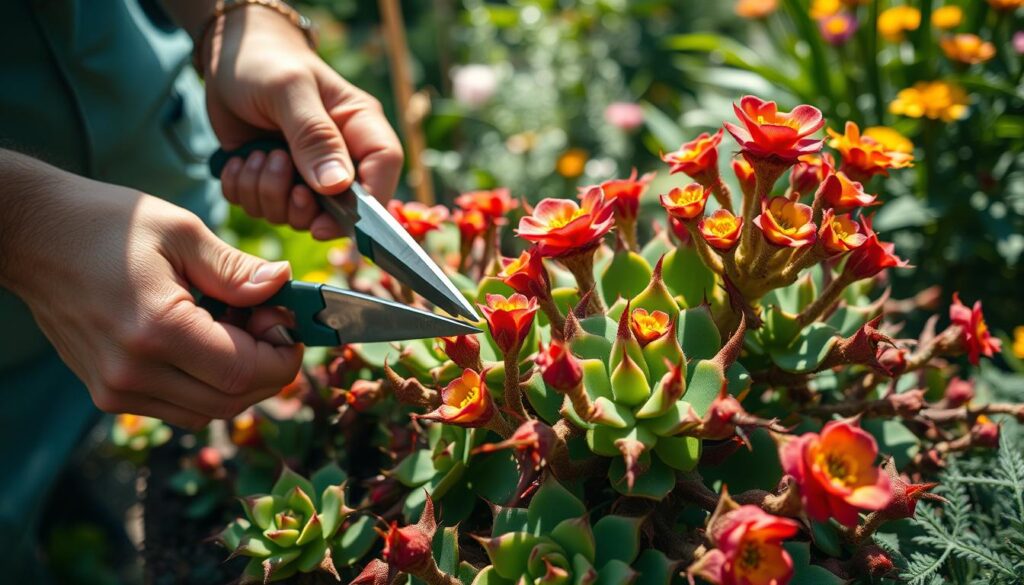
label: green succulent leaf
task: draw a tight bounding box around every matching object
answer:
[219,519,250,551]
[630,271,678,319]
[243,495,277,532]
[492,506,530,536]
[593,515,643,566]
[676,305,720,361]
[581,359,613,400]
[610,352,652,407]
[632,549,678,585]
[608,451,674,500]
[236,533,277,558]
[809,520,843,558]
[470,565,514,585]
[525,371,565,425]
[311,463,347,503]
[641,400,696,437]
[550,517,597,565]
[601,250,653,305]
[286,485,316,518]
[469,451,519,505]
[528,479,587,534]
[271,467,316,502]
[593,559,638,585]
[295,514,323,546]
[785,541,844,585]
[332,515,378,567]
[766,322,840,374]
[653,435,701,472]
[319,485,348,540]
[294,538,329,573]
[264,528,300,548]
[389,449,437,487]
[590,396,634,429]
[587,424,633,457]
[661,246,715,309]
[683,360,726,417]
[572,318,616,362]
[438,525,461,575]
[480,532,543,580]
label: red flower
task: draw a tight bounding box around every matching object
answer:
[659,182,711,221]
[453,208,487,242]
[828,121,914,180]
[732,157,757,196]
[779,418,892,526]
[971,415,1000,448]
[817,171,877,212]
[699,209,743,251]
[753,197,817,248]
[694,506,800,585]
[472,419,556,471]
[417,368,494,427]
[535,340,583,392]
[196,446,222,474]
[630,308,671,347]
[498,247,551,299]
[387,200,449,240]
[662,129,724,181]
[944,377,975,407]
[789,153,835,198]
[950,293,1002,365]
[724,95,825,162]
[455,188,517,221]
[479,293,539,354]
[516,188,615,257]
[582,168,655,220]
[819,209,867,254]
[381,496,438,573]
[438,335,482,371]
[842,218,909,281]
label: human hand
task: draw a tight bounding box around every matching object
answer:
[0,154,303,429]
[201,5,404,240]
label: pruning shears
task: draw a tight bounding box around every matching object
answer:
[207,138,480,346]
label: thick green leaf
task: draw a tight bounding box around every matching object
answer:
[684,360,726,417]
[481,532,543,580]
[632,549,678,585]
[311,463,346,505]
[662,246,716,309]
[333,515,378,567]
[653,435,701,472]
[524,372,565,425]
[527,478,587,534]
[470,565,514,585]
[469,451,519,505]
[767,323,840,374]
[862,418,919,469]
[784,541,843,585]
[593,515,643,566]
[601,251,653,306]
[271,466,315,501]
[677,305,721,361]
[608,451,674,500]
[437,525,460,575]
[594,559,638,585]
[492,507,529,537]
[550,517,597,565]
[389,449,437,487]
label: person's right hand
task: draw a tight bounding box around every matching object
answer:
[0,154,303,429]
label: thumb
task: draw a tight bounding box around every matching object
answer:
[184,230,292,307]
[273,76,354,195]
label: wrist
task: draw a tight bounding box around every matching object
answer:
[193,0,317,77]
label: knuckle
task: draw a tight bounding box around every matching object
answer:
[91,389,121,413]
[116,318,164,358]
[291,118,343,152]
[98,357,142,394]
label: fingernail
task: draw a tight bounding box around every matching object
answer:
[246,152,265,170]
[224,157,243,175]
[251,260,290,284]
[261,324,294,346]
[315,160,349,188]
[268,151,288,173]
[311,226,332,240]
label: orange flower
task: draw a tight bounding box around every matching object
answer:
[498,247,551,299]
[842,217,909,280]
[878,6,920,42]
[556,148,588,178]
[810,0,842,20]
[662,129,724,181]
[780,418,892,526]
[789,153,835,198]
[941,34,997,64]
[387,200,449,240]
[516,188,615,257]
[988,0,1024,11]
[630,308,671,347]
[817,171,877,211]
[735,0,778,19]
[479,293,538,354]
[699,209,743,250]
[417,369,494,427]
[231,411,262,447]
[455,188,517,221]
[701,506,799,585]
[583,168,655,220]
[931,5,963,29]
[453,208,487,242]
[1013,326,1024,359]
[753,197,817,248]
[659,183,711,221]
[890,81,969,122]
[724,95,825,163]
[819,209,866,254]
[863,126,914,154]
[828,121,914,179]
[950,293,1002,365]
[731,157,757,197]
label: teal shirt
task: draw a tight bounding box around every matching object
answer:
[0,1,222,575]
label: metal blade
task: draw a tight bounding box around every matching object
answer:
[316,284,480,344]
[316,183,480,321]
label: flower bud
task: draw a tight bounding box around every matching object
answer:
[196,446,223,474]
[944,377,974,407]
[971,415,1000,448]
[439,334,482,371]
[535,340,583,392]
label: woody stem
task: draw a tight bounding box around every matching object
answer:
[796,271,855,328]
[538,294,566,339]
[503,348,528,420]
[736,159,788,266]
[684,220,725,275]
[479,224,498,279]
[708,175,734,213]
[619,216,639,252]
[484,411,515,439]
[413,558,460,585]
[560,249,605,315]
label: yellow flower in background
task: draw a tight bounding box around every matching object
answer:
[941,34,997,64]
[736,0,779,19]
[556,148,589,178]
[863,126,914,154]
[810,0,842,19]
[931,5,963,30]
[890,81,969,122]
[1013,326,1024,359]
[301,269,332,283]
[988,0,1024,11]
[878,6,921,42]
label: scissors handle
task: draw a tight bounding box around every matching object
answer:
[209,139,360,230]
[197,280,340,346]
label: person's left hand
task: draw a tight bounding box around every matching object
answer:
[199,5,404,240]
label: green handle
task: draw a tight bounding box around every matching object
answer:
[198,280,340,346]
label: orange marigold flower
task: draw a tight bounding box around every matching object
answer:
[692,506,799,585]
[890,80,969,122]
[662,129,725,182]
[819,209,867,254]
[498,247,551,299]
[699,209,744,250]
[878,6,921,42]
[556,148,588,178]
[842,217,909,280]
[863,126,914,154]
[630,308,671,347]
[820,11,858,46]
[950,293,1002,365]
[724,96,825,163]
[516,188,615,257]
[941,34,997,64]
[582,168,655,220]
[387,200,449,240]
[789,153,835,198]
[817,171,877,211]
[735,0,778,19]
[931,5,963,29]
[455,188,517,221]
[828,121,914,179]
[988,0,1024,11]
[659,183,711,221]
[753,197,817,248]
[731,157,757,197]
[453,208,487,242]
[1013,326,1024,359]
[417,368,494,427]
[810,0,842,20]
[479,293,539,354]
[780,418,892,526]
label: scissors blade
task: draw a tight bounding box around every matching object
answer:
[319,183,480,322]
[316,284,480,344]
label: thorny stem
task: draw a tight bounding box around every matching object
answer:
[414,559,460,585]
[903,326,962,373]
[684,220,725,275]
[503,348,528,420]
[549,418,604,480]
[478,224,498,279]
[708,174,734,213]
[850,511,887,544]
[735,158,787,266]
[484,411,515,439]
[796,270,855,327]
[537,294,566,339]
[559,248,605,314]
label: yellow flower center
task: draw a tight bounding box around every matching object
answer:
[818,451,858,488]
[448,381,480,409]
[632,312,668,338]
[738,542,762,570]
[769,202,807,232]
[491,299,525,312]
[669,186,704,205]
[756,114,799,129]
[706,217,738,236]
[546,208,587,229]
